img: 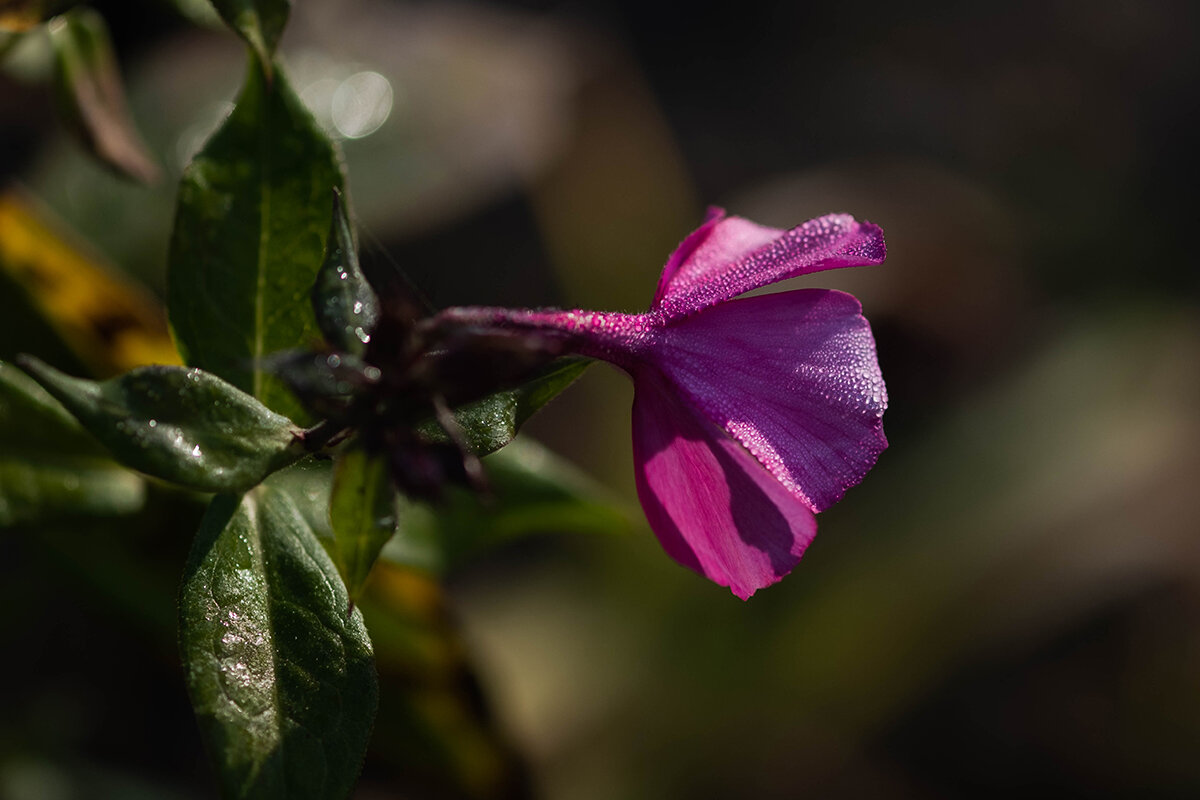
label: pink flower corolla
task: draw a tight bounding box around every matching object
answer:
[442,209,887,598]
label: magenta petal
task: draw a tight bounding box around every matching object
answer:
[652,289,887,513]
[654,206,732,301]
[632,368,818,599]
[653,212,886,319]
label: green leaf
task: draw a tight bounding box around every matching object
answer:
[383,438,630,574]
[18,356,305,493]
[263,350,376,423]
[165,0,222,28]
[311,191,376,356]
[207,0,290,77]
[49,8,160,183]
[0,359,144,526]
[262,458,332,534]
[329,447,396,604]
[179,483,377,800]
[426,357,591,456]
[167,59,343,422]
[249,466,535,795]
[1,357,100,453]
[0,457,144,527]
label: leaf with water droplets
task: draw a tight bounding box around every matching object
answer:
[312,190,377,356]
[179,481,377,799]
[329,446,396,604]
[424,357,591,456]
[167,59,343,423]
[17,356,304,493]
[245,462,536,795]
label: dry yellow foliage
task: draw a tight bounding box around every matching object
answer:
[0,188,179,375]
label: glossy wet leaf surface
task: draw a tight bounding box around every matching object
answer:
[312,191,376,356]
[179,481,377,800]
[247,460,538,795]
[167,60,342,422]
[428,357,591,456]
[18,357,304,493]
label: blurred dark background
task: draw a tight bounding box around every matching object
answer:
[2,1,1199,798]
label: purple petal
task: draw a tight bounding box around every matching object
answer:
[651,289,887,513]
[632,367,818,599]
[653,211,886,320]
[654,206,730,300]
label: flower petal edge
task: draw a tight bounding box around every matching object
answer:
[651,288,887,513]
[631,367,818,599]
[653,212,886,320]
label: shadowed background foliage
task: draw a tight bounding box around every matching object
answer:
[2,1,1198,798]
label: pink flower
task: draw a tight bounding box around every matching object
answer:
[440,209,887,598]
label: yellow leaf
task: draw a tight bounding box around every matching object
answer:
[0,189,180,375]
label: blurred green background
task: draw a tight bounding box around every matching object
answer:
[3,1,1199,798]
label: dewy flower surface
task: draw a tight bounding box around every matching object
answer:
[440,208,887,598]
